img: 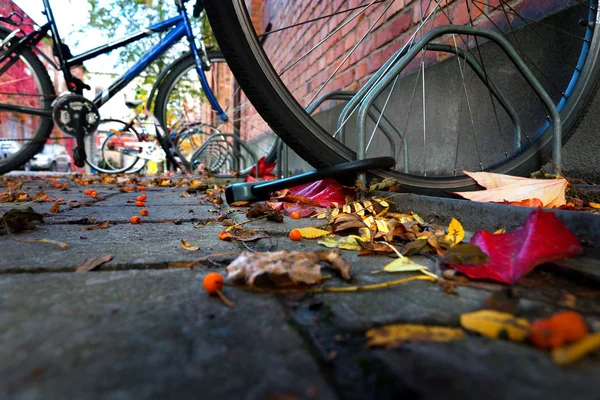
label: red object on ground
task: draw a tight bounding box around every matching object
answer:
[245,157,276,181]
[273,178,355,216]
[449,209,583,284]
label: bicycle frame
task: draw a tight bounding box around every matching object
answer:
[0,0,228,121]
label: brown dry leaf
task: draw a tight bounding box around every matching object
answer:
[316,249,351,280]
[318,235,364,251]
[230,201,251,207]
[180,239,200,251]
[76,254,113,272]
[460,310,530,342]
[80,220,110,231]
[50,203,60,213]
[229,228,269,242]
[246,203,283,222]
[400,239,432,256]
[440,243,489,265]
[226,250,323,286]
[366,324,466,348]
[455,171,568,207]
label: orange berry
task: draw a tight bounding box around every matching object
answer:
[549,311,588,343]
[125,187,134,192]
[54,183,62,189]
[84,189,94,195]
[203,272,224,296]
[130,216,141,224]
[90,191,97,197]
[140,209,149,216]
[208,191,215,198]
[289,229,302,241]
[136,194,147,202]
[135,201,145,207]
[137,186,146,191]
[290,211,301,219]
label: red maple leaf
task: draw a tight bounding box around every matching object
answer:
[449,209,583,284]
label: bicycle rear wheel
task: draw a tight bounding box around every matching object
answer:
[204,0,600,194]
[86,119,145,174]
[0,28,55,174]
[154,50,278,176]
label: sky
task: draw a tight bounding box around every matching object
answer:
[14,0,114,72]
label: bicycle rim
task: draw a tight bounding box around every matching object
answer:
[205,0,600,194]
[154,51,279,177]
[85,119,144,174]
[0,29,54,174]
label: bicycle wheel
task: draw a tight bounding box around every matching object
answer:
[86,119,145,174]
[0,28,55,174]
[154,50,278,176]
[172,122,221,160]
[204,0,600,194]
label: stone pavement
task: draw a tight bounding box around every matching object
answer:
[1,174,599,400]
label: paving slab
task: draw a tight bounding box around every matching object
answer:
[0,269,337,400]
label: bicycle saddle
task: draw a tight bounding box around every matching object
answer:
[125,100,144,109]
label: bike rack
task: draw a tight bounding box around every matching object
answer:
[190,133,259,178]
[341,25,561,185]
[276,89,410,178]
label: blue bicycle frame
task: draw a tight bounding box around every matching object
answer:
[0,0,228,122]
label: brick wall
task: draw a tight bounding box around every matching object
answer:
[228,0,573,143]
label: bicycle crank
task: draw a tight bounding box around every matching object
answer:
[52,93,100,168]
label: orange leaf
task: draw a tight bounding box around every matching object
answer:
[455,171,567,207]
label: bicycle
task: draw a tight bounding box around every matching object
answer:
[87,100,223,174]
[0,0,277,176]
[202,0,600,194]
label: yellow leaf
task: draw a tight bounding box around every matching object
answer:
[411,212,425,225]
[366,324,466,348]
[318,235,363,251]
[375,219,389,233]
[460,310,530,342]
[314,212,328,219]
[297,227,330,239]
[343,204,352,213]
[551,332,600,365]
[180,239,200,251]
[363,215,375,227]
[362,200,373,213]
[494,228,506,234]
[589,202,600,209]
[376,198,390,208]
[354,202,365,216]
[331,207,340,217]
[443,218,464,246]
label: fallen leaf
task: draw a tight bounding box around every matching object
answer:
[49,203,60,213]
[229,228,269,242]
[1,208,43,233]
[297,227,330,239]
[315,249,352,280]
[218,231,234,241]
[552,332,600,365]
[14,238,68,248]
[80,220,110,231]
[589,202,600,209]
[246,203,283,222]
[449,209,583,284]
[366,324,466,348]
[76,254,113,272]
[492,198,544,208]
[284,178,355,207]
[440,243,490,265]
[230,201,251,207]
[226,250,323,286]
[455,171,567,207]
[460,310,530,341]
[180,239,200,251]
[381,256,429,273]
[443,218,464,246]
[318,235,363,251]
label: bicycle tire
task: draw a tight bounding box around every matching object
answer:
[85,119,144,174]
[204,1,600,194]
[154,49,279,176]
[0,28,55,175]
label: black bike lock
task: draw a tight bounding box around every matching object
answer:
[225,156,395,204]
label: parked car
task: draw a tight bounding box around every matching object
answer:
[0,140,21,160]
[25,144,73,172]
